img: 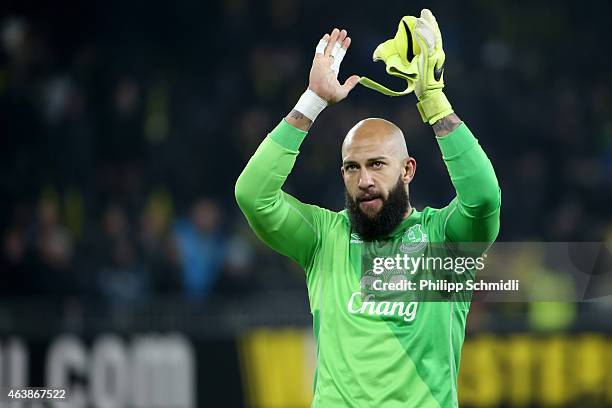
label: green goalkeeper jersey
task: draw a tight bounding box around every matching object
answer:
[235,119,501,407]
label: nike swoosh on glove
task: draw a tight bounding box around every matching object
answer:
[412,9,454,124]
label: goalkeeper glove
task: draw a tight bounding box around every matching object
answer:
[358,16,421,96]
[412,9,454,124]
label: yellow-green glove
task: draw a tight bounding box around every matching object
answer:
[358,16,421,96]
[412,9,454,124]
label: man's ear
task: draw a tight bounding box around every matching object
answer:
[403,157,417,183]
[340,166,345,178]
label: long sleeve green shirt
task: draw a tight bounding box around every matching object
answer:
[235,119,501,407]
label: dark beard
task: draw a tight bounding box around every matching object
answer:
[345,177,409,241]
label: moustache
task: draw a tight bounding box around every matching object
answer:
[357,193,383,202]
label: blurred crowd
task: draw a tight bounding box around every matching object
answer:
[1,0,611,320]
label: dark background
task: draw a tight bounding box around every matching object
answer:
[1,0,612,406]
[2,0,611,300]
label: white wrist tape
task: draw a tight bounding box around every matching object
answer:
[294,89,328,121]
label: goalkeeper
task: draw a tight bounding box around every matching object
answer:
[235,9,501,408]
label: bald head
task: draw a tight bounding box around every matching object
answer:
[342,118,408,161]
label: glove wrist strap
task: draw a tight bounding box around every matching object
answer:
[416,91,454,125]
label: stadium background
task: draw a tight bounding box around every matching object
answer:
[1,0,612,406]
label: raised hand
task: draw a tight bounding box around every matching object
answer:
[413,9,445,101]
[308,28,360,104]
[411,9,454,125]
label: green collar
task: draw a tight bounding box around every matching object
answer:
[387,207,421,239]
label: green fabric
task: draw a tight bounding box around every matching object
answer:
[235,120,501,407]
[269,119,307,151]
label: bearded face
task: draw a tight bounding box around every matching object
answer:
[345,176,409,241]
[340,119,416,241]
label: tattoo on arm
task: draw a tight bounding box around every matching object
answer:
[285,109,313,131]
[432,113,462,137]
[289,109,305,120]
